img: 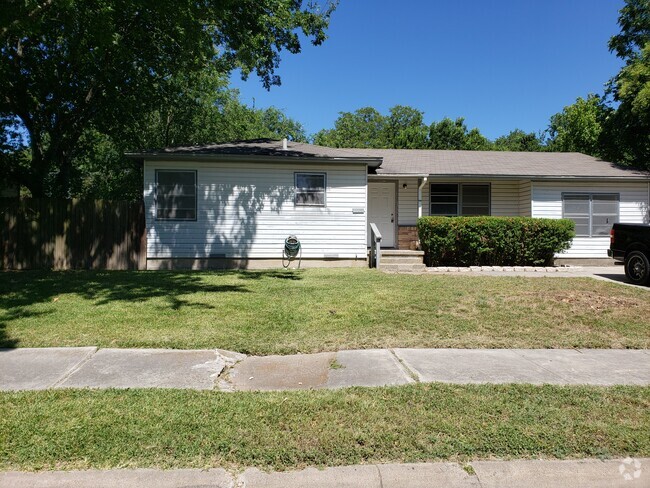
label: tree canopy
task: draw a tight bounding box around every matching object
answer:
[0,0,335,197]
[547,95,606,155]
[602,0,650,168]
[428,118,492,150]
[314,107,542,152]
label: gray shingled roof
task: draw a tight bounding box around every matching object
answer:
[129,140,649,179]
[354,149,650,179]
[127,138,382,166]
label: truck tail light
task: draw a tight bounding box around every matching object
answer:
[610,228,615,246]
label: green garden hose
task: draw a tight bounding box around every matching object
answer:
[283,235,302,268]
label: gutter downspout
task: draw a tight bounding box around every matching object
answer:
[417,176,428,219]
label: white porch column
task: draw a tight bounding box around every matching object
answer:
[417,176,428,218]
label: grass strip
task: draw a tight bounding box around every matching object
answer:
[1,384,648,471]
[1,269,649,353]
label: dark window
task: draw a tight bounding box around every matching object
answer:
[562,193,619,237]
[430,184,459,216]
[295,173,326,206]
[461,185,490,216]
[430,183,490,216]
[156,170,197,220]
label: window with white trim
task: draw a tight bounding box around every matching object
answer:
[295,172,326,206]
[430,183,490,216]
[155,170,197,220]
[562,193,619,237]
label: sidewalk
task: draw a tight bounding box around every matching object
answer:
[1,346,648,391]
[1,458,647,487]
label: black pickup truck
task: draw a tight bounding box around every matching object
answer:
[609,223,650,285]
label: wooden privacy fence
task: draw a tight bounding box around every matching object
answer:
[1,199,146,270]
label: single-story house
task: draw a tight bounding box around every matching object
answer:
[128,139,650,269]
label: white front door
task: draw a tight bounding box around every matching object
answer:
[368,182,396,247]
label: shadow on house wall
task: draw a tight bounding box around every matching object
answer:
[149,181,296,269]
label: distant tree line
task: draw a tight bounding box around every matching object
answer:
[313,107,548,152]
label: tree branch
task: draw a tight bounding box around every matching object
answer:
[1,0,56,37]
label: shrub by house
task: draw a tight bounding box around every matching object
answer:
[417,216,575,266]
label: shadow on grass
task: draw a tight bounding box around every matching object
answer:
[0,321,19,348]
[234,269,304,281]
[0,270,302,347]
[594,273,650,289]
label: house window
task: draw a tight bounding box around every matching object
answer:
[562,193,619,237]
[430,183,490,216]
[155,170,197,220]
[295,172,326,206]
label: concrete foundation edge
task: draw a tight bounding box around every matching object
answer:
[554,257,617,266]
[146,257,368,270]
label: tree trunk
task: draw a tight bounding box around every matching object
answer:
[23,141,48,197]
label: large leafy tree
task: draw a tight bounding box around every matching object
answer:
[383,105,428,148]
[493,129,545,152]
[546,95,607,156]
[0,0,335,197]
[314,107,387,148]
[601,0,650,168]
[428,117,491,150]
[315,108,493,150]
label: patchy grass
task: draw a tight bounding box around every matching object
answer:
[0,269,648,353]
[1,385,647,471]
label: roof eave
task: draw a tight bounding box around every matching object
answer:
[375,172,650,181]
[126,152,383,168]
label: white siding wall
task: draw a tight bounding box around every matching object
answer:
[397,178,419,225]
[491,181,522,216]
[144,160,368,259]
[532,180,650,258]
[519,180,532,217]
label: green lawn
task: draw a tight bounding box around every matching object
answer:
[1,269,648,353]
[1,384,647,471]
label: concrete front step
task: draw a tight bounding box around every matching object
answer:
[378,249,425,267]
[380,250,424,256]
[381,256,425,264]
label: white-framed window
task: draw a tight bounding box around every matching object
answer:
[430,183,490,216]
[562,193,619,237]
[295,172,326,206]
[155,170,197,221]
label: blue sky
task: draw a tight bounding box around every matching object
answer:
[229,0,625,141]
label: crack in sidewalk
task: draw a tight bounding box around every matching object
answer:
[214,350,247,392]
[389,349,420,383]
[49,347,98,389]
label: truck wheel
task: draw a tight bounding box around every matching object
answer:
[624,250,650,285]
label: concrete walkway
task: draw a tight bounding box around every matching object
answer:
[2,458,648,487]
[379,264,650,290]
[425,265,650,288]
[1,347,648,391]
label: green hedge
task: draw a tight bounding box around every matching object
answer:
[417,216,575,267]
